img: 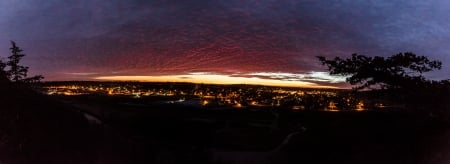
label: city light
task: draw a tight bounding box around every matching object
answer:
[42,82,372,112]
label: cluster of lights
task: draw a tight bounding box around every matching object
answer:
[43,83,373,111]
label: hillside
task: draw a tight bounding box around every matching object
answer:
[0,75,101,163]
[1,74,450,163]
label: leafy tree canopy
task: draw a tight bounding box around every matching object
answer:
[317,53,442,90]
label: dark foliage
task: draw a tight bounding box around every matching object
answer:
[318,53,450,112]
[0,41,44,83]
[317,53,442,90]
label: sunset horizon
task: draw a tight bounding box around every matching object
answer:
[41,71,348,88]
[1,1,450,163]
[3,0,450,87]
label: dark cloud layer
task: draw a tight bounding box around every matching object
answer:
[1,0,450,84]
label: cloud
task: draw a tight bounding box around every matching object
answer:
[65,72,99,76]
[94,74,334,88]
[3,0,450,81]
[245,72,347,83]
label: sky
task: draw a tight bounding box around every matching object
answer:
[1,0,450,88]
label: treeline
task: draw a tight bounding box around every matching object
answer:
[318,53,450,112]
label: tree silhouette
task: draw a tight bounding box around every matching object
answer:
[317,53,442,90]
[0,58,5,72]
[0,41,44,83]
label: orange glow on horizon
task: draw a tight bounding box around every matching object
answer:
[93,74,339,88]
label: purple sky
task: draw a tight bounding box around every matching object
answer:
[1,0,450,87]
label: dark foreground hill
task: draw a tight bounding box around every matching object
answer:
[0,75,105,163]
[0,77,89,163]
[1,74,450,164]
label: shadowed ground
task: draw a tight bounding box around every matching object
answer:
[58,92,450,164]
[1,74,449,163]
[0,75,145,163]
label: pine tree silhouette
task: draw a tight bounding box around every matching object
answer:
[1,41,43,83]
